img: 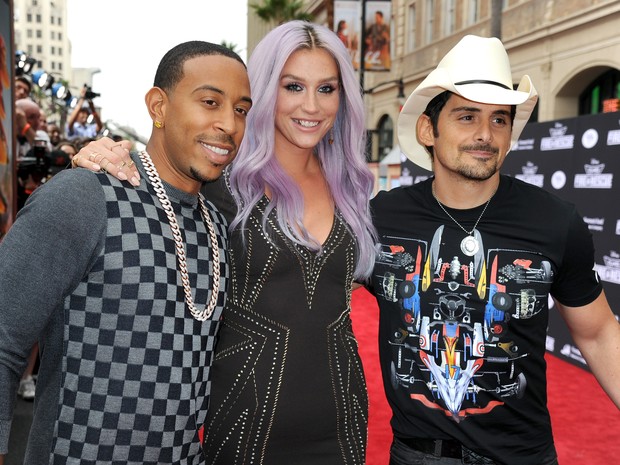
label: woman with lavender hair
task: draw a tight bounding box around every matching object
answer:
[73,20,376,464]
[201,21,376,464]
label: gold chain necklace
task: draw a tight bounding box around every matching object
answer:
[431,183,495,257]
[139,151,220,321]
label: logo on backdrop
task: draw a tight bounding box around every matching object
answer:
[581,128,599,149]
[560,343,587,365]
[515,161,544,187]
[511,138,535,151]
[595,250,620,285]
[541,123,574,151]
[608,125,620,146]
[551,170,567,190]
[574,159,613,189]
[583,217,605,232]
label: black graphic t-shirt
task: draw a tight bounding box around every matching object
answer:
[369,175,602,465]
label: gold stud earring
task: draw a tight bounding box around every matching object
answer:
[154,120,163,129]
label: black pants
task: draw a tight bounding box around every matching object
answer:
[389,437,560,465]
[389,437,497,465]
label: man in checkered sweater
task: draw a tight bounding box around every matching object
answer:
[0,41,252,464]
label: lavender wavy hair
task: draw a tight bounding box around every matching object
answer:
[229,20,377,279]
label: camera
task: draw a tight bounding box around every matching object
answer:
[18,139,51,180]
[83,84,100,100]
[17,140,71,209]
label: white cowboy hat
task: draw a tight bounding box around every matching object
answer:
[397,35,538,171]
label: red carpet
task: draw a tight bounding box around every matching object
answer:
[350,287,620,465]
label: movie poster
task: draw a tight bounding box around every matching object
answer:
[334,1,362,70]
[0,0,15,240]
[363,1,392,71]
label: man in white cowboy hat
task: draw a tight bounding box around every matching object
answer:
[369,35,620,464]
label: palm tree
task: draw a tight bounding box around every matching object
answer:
[220,40,240,53]
[250,0,313,25]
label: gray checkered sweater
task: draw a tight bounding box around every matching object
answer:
[0,157,227,464]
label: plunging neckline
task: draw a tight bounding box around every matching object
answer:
[259,194,337,249]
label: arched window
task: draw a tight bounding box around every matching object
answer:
[579,69,620,115]
[377,114,393,162]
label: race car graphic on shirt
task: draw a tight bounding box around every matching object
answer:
[376,226,554,421]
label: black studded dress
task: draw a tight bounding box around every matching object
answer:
[201,178,368,465]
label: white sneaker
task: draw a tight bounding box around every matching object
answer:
[18,375,36,400]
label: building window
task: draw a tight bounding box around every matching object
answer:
[51,61,56,70]
[425,0,435,44]
[58,17,63,26]
[27,29,33,38]
[36,14,42,23]
[443,0,456,36]
[51,16,55,25]
[579,69,620,115]
[59,62,63,71]
[467,0,480,25]
[27,45,33,54]
[377,114,394,161]
[36,29,42,38]
[58,32,62,40]
[27,13,32,22]
[36,45,42,54]
[59,47,63,55]
[407,3,416,53]
[51,46,56,55]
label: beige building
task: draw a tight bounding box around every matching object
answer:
[12,0,100,126]
[13,0,72,77]
[247,0,620,191]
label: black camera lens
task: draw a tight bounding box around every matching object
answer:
[83,85,100,99]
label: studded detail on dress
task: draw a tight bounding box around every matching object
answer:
[202,196,368,465]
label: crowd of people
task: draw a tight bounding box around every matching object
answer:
[1,20,619,465]
[8,69,120,409]
[10,76,103,405]
[13,75,117,208]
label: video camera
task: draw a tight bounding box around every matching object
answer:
[18,139,50,178]
[17,139,72,208]
[83,84,101,100]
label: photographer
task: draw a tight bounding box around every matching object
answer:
[65,84,102,140]
[15,98,40,158]
[16,101,71,210]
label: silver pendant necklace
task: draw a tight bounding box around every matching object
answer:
[139,151,220,321]
[432,183,495,257]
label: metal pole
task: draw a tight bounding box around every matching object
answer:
[360,0,366,92]
[491,0,503,40]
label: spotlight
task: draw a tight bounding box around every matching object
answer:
[15,51,36,75]
[51,82,68,100]
[31,70,54,89]
[62,90,74,106]
[67,96,79,108]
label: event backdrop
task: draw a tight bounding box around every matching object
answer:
[400,111,620,370]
